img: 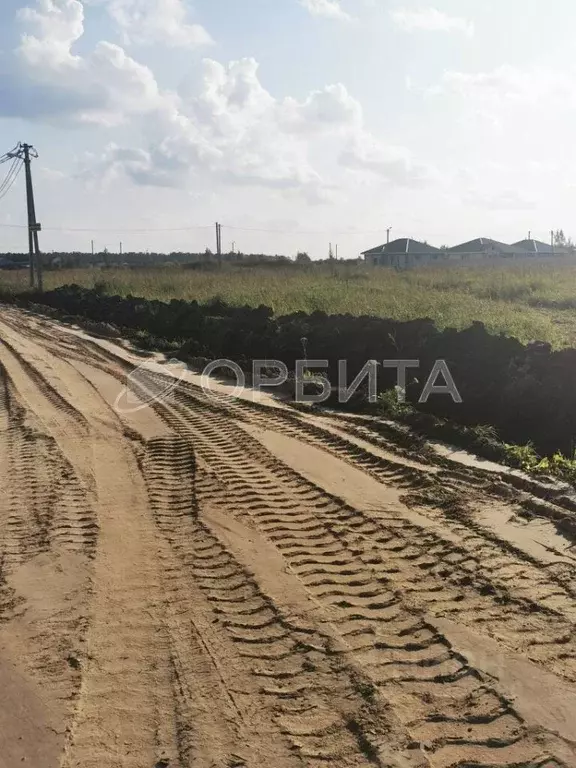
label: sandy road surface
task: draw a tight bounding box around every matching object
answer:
[0,305,575,768]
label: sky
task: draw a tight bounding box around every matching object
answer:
[0,0,575,258]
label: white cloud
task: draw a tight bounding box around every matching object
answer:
[39,166,68,181]
[103,58,357,196]
[104,0,213,48]
[340,130,432,186]
[83,145,190,187]
[9,0,428,199]
[429,64,576,132]
[280,83,363,133]
[18,0,84,64]
[299,0,352,21]
[16,0,164,125]
[433,65,576,106]
[391,8,474,36]
[108,58,428,194]
[446,163,536,212]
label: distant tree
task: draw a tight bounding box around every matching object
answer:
[554,230,575,251]
[296,251,312,263]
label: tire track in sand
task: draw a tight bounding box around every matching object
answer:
[141,434,415,767]
[0,319,184,767]
[132,388,571,767]
[0,311,386,767]
[0,306,574,767]
[166,386,576,683]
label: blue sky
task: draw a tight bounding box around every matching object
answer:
[0,0,575,257]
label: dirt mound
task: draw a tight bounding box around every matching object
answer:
[8,284,576,456]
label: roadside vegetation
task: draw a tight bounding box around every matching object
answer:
[4,260,576,484]
[377,391,576,485]
[2,259,576,345]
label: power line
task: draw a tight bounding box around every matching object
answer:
[0,223,375,236]
[0,221,409,242]
[0,158,20,196]
[0,159,23,202]
[0,145,21,166]
[0,214,400,238]
[57,224,398,237]
[25,224,214,234]
[220,224,398,236]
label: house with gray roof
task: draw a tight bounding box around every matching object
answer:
[361,234,573,268]
[362,238,443,268]
[447,237,527,261]
[512,238,555,256]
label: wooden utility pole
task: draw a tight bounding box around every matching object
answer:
[215,222,222,265]
[2,141,43,288]
[19,143,43,291]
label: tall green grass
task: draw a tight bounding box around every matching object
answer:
[2,260,576,346]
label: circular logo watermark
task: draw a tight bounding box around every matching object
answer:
[114,358,188,414]
[200,359,246,403]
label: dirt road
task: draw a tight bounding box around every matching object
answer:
[0,305,575,768]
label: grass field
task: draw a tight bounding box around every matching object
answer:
[2,259,576,346]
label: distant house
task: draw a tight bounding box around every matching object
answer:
[361,234,574,268]
[512,239,555,256]
[447,237,526,261]
[362,238,443,268]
